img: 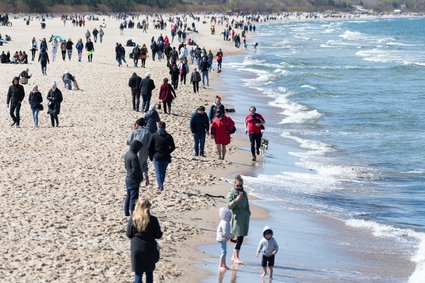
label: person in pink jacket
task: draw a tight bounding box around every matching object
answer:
[210,109,235,160]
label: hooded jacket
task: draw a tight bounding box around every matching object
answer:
[124,140,144,183]
[147,128,175,163]
[256,226,279,257]
[216,207,234,242]
[128,73,142,91]
[6,77,25,105]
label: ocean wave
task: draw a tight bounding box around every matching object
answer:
[339,30,368,41]
[401,169,425,174]
[345,219,425,283]
[281,132,333,156]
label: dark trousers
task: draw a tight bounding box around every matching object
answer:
[180,73,186,85]
[50,113,59,127]
[249,133,262,157]
[124,178,140,216]
[61,50,66,61]
[135,271,153,283]
[31,49,36,61]
[141,58,146,67]
[41,61,47,75]
[235,236,244,250]
[192,81,199,93]
[131,90,140,111]
[194,132,206,155]
[172,77,178,90]
[9,103,21,126]
[162,101,172,114]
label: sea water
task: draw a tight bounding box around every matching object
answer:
[202,17,425,282]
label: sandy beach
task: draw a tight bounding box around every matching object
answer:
[0,12,420,283]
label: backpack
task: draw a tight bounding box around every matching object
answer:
[226,117,236,134]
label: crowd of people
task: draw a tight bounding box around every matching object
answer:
[3,13,272,282]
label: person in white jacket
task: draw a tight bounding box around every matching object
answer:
[216,207,234,269]
[256,226,279,279]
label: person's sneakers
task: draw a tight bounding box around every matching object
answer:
[10,122,15,127]
[252,156,256,161]
[158,187,164,193]
[200,154,206,157]
[256,148,260,155]
[16,124,20,128]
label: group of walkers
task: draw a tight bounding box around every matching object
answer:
[6,77,63,128]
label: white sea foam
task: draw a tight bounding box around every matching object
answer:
[300,84,317,90]
[339,30,368,41]
[401,169,425,174]
[281,132,333,156]
[346,219,425,283]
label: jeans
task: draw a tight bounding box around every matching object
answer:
[193,132,206,156]
[142,95,151,112]
[67,50,72,60]
[153,158,169,190]
[9,103,21,126]
[249,133,262,157]
[77,50,82,61]
[32,108,40,127]
[135,271,153,283]
[219,241,227,259]
[202,71,209,86]
[124,178,140,216]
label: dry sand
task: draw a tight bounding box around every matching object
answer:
[0,14,266,282]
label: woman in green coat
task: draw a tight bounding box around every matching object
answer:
[227,175,251,264]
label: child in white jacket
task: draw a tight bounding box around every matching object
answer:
[216,207,234,269]
[256,226,279,279]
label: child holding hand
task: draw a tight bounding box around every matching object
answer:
[256,226,279,279]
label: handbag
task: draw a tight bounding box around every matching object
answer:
[38,104,44,111]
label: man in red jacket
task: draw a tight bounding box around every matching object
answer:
[245,106,265,161]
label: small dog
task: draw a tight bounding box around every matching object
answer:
[259,138,269,156]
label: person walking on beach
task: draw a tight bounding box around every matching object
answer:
[28,84,43,128]
[208,96,225,123]
[158,78,176,115]
[227,175,251,265]
[178,59,189,85]
[75,38,84,62]
[51,37,58,62]
[6,76,25,128]
[46,81,63,127]
[99,28,104,43]
[127,118,151,186]
[190,68,201,93]
[126,198,162,283]
[140,73,156,113]
[200,57,210,87]
[190,106,209,157]
[60,40,66,61]
[66,38,73,61]
[129,72,142,112]
[169,64,179,90]
[256,226,279,279]
[124,140,143,217]
[38,48,49,75]
[86,38,94,62]
[144,105,160,134]
[216,207,234,270]
[30,37,37,61]
[210,109,234,160]
[245,106,265,161]
[216,49,223,72]
[140,44,148,68]
[148,121,175,192]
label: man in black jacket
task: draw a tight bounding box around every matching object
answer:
[128,72,142,111]
[190,106,209,157]
[139,73,155,113]
[6,76,25,127]
[148,121,175,192]
[124,140,143,216]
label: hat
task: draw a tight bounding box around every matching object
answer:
[262,226,273,237]
[135,117,145,126]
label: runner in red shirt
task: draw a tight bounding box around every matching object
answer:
[245,106,265,161]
